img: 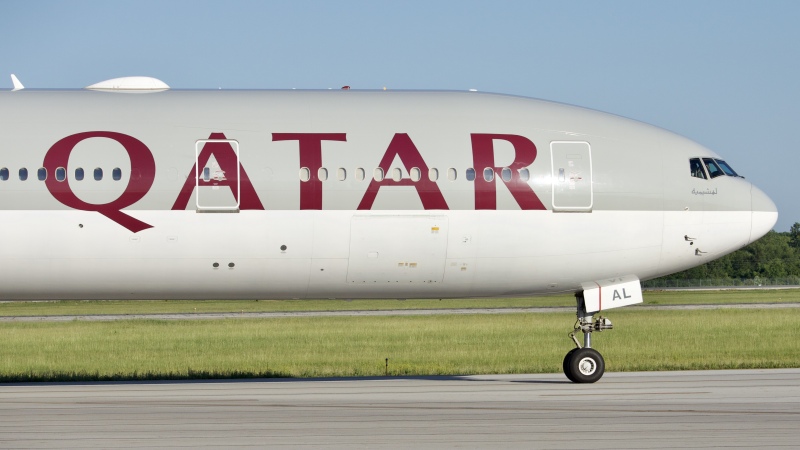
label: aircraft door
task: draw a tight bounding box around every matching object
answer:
[346,215,448,284]
[550,141,593,211]
[195,139,240,211]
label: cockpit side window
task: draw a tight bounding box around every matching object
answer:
[716,160,739,177]
[689,158,707,179]
[702,158,724,178]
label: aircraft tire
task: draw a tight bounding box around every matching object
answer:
[566,348,605,383]
[562,348,578,382]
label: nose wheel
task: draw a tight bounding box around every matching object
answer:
[564,291,612,383]
[563,347,605,383]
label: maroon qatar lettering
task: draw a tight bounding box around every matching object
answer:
[357,133,448,210]
[272,133,347,210]
[42,130,545,232]
[471,134,545,210]
[43,131,156,233]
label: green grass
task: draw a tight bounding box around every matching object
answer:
[0,289,798,317]
[639,288,800,305]
[0,297,572,316]
[1,308,798,382]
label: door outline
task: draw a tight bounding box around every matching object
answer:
[195,139,240,211]
[550,141,593,212]
[346,215,449,284]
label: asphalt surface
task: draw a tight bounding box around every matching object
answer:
[0,369,797,449]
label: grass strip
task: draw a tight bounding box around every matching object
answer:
[1,308,797,382]
[0,289,798,317]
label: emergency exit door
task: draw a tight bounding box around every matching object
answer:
[550,141,593,211]
[195,139,240,211]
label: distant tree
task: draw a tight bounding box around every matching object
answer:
[790,222,800,249]
[743,231,793,278]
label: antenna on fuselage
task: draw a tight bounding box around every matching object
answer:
[10,74,24,91]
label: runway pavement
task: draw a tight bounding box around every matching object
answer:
[0,369,798,449]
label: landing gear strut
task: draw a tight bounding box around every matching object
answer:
[563,291,613,383]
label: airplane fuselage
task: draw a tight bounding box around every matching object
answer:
[0,89,777,300]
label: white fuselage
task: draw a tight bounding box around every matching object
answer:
[0,89,777,299]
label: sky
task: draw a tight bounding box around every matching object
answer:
[1,0,798,230]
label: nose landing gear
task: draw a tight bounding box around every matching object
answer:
[563,292,612,383]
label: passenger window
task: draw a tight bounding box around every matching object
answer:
[38,168,47,181]
[410,167,421,182]
[429,168,439,181]
[337,168,346,181]
[501,167,512,182]
[447,168,457,181]
[392,167,402,182]
[94,168,103,181]
[373,168,385,181]
[318,167,328,181]
[56,167,66,182]
[483,168,494,182]
[75,167,84,181]
[299,167,310,182]
[0,168,7,181]
[702,158,723,178]
[19,168,28,181]
[716,160,739,177]
[355,168,365,181]
[518,168,530,181]
[466,168,476,181]
[112,168,122,181]
[689,158,707,179]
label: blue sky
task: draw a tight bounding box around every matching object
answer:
[1,0,798,230]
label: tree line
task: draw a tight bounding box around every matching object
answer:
[643,223,800,287]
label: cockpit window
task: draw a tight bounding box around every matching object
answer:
[691,157,743,180]
[702,158,724,179]
[716,160,739,177]
[689,158,707,179]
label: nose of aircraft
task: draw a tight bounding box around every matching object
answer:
[750,183,778,244]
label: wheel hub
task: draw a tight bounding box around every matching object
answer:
[578,357,596,375]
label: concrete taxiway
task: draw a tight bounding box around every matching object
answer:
[0,369,797,449]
